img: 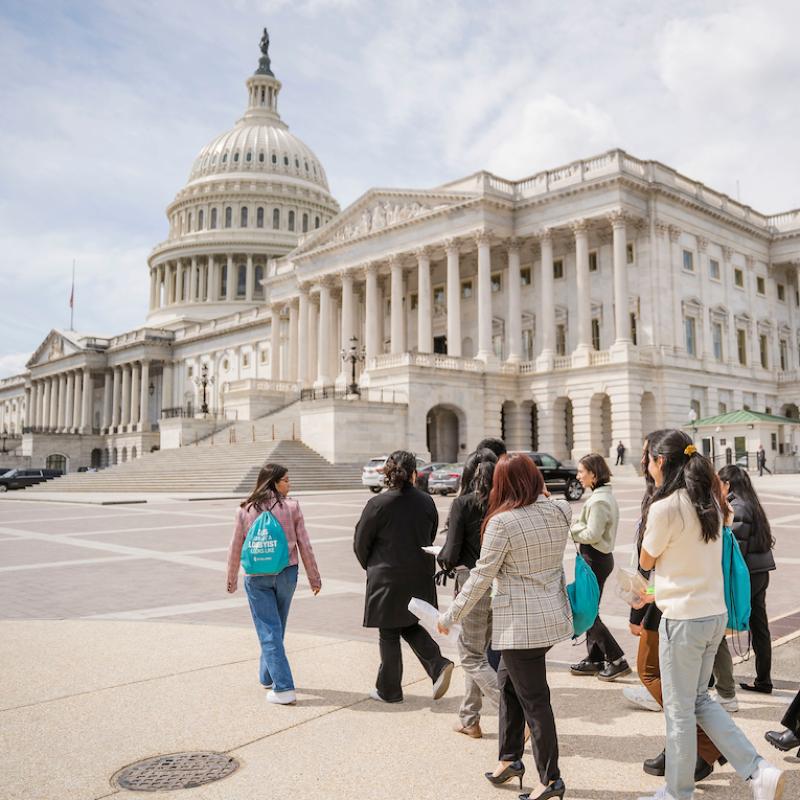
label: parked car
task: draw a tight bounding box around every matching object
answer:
[415,462,449,493]
[0,468,63,492]
[512,451,584,501]
[362,455,427,493]
[428,464,464,495]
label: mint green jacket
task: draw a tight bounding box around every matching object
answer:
[569,484,619,554]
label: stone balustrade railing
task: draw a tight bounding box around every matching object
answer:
[370,352,485,372]
[223,379,300,394]
[590,350,611,366]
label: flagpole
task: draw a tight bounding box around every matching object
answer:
[69,259,75,331]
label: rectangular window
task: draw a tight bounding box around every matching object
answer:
[591,318,601,351]
[712,323,723,362]
[553,259,564,279]
[737,328,747,365]
[433,286,445,305]
[709,259,720,280]
[757,276,766,295]
[626,243,635,264]
[777,283,785,301]
[522,329,533,360]
[187,366,194,378]
[683,250,694,272]
[555,324,567,356]
[684,317,696,356]
[630,313,637,345]
[734,268,744,288]
[260,350,267,363]
[491,273,502,293]
[410,293,418,311]
[718,401,728,414]
[492,333,504,359]
[460,280,472,299]
[780,339,787,371]
[520,268,531,286]
[771,432,778,451]
[242,352,249,368]
[759,334,768,368]
[588,251,598,272]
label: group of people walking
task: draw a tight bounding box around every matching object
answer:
[226,430,790,800]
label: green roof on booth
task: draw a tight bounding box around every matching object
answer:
[690,410,799,427]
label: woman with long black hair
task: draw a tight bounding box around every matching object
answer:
[718,464,776,694]
[226,463,321,706]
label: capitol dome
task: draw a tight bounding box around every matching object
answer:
[146,30,339,328]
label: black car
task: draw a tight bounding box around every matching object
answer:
[512,452,584,501]
[0,468,63,492]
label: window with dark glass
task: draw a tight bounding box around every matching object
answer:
[272,208,280,229]
[759,334,768,368]
[237,264,246,297]
[683,250,694,271]
[684,317,696,355]
[588,251,598,272]
[210,208,218,229]
[314,216,320,229]
[556,324,566,355]
[198,209,204,229]
[591,318,601,351]
[757,276,766,295]
[288,210,295,231]
[240,207,248,227]
[737,329,747,365]
[254,265,264,298]
[630,313,637,345]
[491,273,502,293]
[734,268,744,288]
[257,207,264,228]
[224,207,232,228]
[553,259,564,279]
[626,243,635,264]
[777,283,785,301]
[302,213,308,233]
[709,258,720,280]
[520,268,531,286]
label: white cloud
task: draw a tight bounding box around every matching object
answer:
[0,353,30,379]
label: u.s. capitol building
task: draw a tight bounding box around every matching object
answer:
[1,33,799,473]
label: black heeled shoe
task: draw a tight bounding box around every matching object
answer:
[520,777,566,800]
[485,761,525,790]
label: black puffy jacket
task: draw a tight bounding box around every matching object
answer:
[729,494,776,574]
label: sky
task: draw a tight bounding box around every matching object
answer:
[1,0,799,377]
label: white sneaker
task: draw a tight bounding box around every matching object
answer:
[266,689,296,705]
[715,693,739,713]
[432,661,454,700]
[623,684,662,712]
[637,785,679,800]
[749,760,785,800]
[369,688,387,702]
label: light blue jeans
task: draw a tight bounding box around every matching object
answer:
[659,613,760,799]
[244,565,298,692]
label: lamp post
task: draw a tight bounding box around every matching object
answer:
[193,363,215,415]
[0,429,7,454]
[340,335,365,396]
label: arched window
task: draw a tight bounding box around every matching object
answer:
[233,151,240,162]
[288,210,295,231]
[222,152,228,163]
[198,209,204,229]
[272,208,280,229]
[271,153,277,164]
[187,212,192,232]
[314,215,320,229]
[45,454,67,473]
[304,160,309,171]
[240,206,248,227]
[131,446,137,460]
[283,155,289,166]
[259,152,264,163]
[210,208,217,229]
[246,151,252,162]
[302,213,308,233]
[237,264,247,297]
[224,206,232,228]
[220,264,227,297]
[256,207,264,228]
[254,265,264,299]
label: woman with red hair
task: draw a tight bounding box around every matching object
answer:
[439,453,573,800]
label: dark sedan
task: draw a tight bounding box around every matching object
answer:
[415,462,449,493]
[512,451,584,501]
[0,468,63,492]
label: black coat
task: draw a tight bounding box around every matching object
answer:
[354,485,439,628]
[438,491,484,571]
[729,494,776,574]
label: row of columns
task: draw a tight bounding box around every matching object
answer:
[28,369,93,434]
[149,255,264,310]
[0,398,24,434]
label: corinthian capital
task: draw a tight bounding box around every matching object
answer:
[504,237,521,256]
[668,225,681,242]
[414,246,431,261]
[697,236,709,253]
[571,218,588,236]
[722,246,734,262]
[472,228,493,246]
[538,226,554,243]
[607,209,627,229]
[443,237,460,255]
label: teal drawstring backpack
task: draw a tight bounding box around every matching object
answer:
[241,503,290,575]
[722,525,751,632]
[567,549,600,638]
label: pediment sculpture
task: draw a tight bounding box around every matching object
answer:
[333,199,447,243]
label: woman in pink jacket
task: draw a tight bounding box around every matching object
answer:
[227,463,321,705]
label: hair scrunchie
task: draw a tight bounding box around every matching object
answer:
[684,444,697,456]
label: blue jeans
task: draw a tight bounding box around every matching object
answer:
[244,565,298,692]
[659,613,760,799]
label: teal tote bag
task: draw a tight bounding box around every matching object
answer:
[722,525,751,632]
[567,550,600,638]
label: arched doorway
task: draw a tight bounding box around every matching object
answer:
[90,448,102,469]
[781,403,799,420]
[45,454,67,474]
[426,405,460,462]
[112,447,118,465]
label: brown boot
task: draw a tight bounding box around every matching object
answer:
[453,720,482,738]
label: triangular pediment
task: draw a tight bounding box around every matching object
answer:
[26,329,96,368]
[290,188,480,257]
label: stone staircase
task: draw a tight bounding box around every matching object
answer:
[27,439,363,494]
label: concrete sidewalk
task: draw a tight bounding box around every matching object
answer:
[2,620,798,800]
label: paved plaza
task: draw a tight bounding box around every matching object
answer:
[1,476,799,799]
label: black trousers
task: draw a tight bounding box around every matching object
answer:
[750,571,772,689]
[580,545,624,663]
[499,647,560,786]
[781,689,800,735]
[376,623,448,702]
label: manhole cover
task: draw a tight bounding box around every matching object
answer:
[113,751,239,792]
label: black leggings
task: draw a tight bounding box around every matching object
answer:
[580,545,624,664]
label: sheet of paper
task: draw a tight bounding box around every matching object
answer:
[408,597,461,647]
[421,545,442,556]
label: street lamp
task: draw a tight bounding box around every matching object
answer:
[192,363,215,415]
[340,335,365,396]
[0,429,7,454]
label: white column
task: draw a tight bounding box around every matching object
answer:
[102,371,112,430]
[111,367,121,428]
[226,254,235,302]
[72,370,82,430]
[139,361,150,429]
[475,231,493,361]
[416,248,433,353]
[42,378,52,430]
[610,211,631,348]
[308,297,319,386]
[506,240,522,362]
[298,287,310,387]
[121,365,131,429]
[573,220,592,357]
[64,372,75,432]
[200,260,208,301]
[130,362,140,430]
[315,284,332,386]
[149,268,157,310]
[339,271,355,382]
[365,263,380,365]
[80,368,91,432]
[166,263,175,305]
[445,240,461,357]
[29,382,38,428]
[288,300,299,382]
[390,258,404,354]
[56,374,67,430]
[270,306,281,382]
[246,254,255,301]
[537,229,556,368]
[161,362,173,414]
[189,257,198,302]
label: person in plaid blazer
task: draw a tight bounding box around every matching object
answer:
[439,453,572,800]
